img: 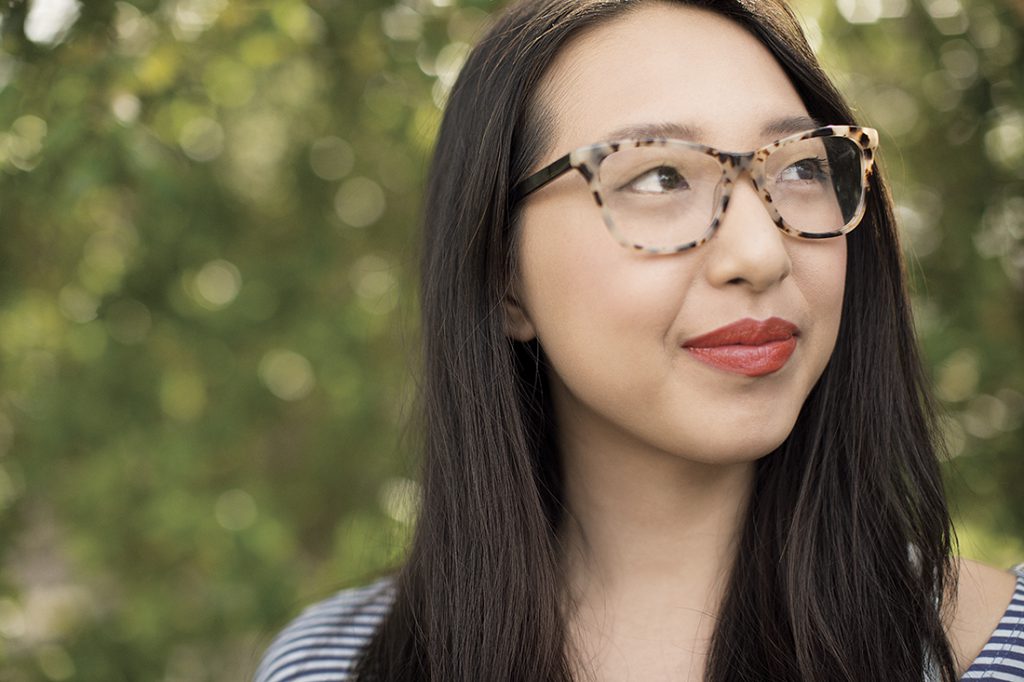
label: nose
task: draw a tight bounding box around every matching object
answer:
[702,176,791,292]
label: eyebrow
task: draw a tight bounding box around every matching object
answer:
[760,115,826,139]
[601,115,824,146]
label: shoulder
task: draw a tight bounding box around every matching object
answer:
[253,577,396,682]
[949,557,1024,679]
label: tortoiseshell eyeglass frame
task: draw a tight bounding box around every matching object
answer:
[510,125,880,254]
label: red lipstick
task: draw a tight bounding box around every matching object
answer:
[682,317,798,377]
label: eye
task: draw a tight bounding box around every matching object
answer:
[778,157,829,183]
[625,165,691,194]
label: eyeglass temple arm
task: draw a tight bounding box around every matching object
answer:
[511,154,573,204]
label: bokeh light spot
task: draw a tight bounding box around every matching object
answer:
[378,477,421,525]
[924,0,968,34]
[24,0,81,46]
[310,137,355,181]
[941,39,979,82]
[4,115,47,171]
[114,2,158,56]
[447,7,492,43]
[431,42,469,106]
[259,349,315,401]
[975,196,1024,261]
[12,115,47,142]
[335,177,386,228]
[984,111,1024,172]
[896,203,940,258]
[963,394,1006,439]
[836,0,909,23]
[865,87,919,138]
[79,226,138,296]
[435,42,469,83]
[57,285,99,323]
[134,44,182,94]
[940,412,967,458]
[111,93,141,124]
[271,3,325,44]
[995,389,1024,432]
[193,259,242,309]
[382,6,423,41]
[351,254,400,315]
[171,0,227,42]
[225,111,288,203]
[968,6,1002,50]
[924,0,963,18]
[937,348,980,403]
[179,117,225,162]
[215,489,258,531]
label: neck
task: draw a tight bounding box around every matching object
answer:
[560,447,754,596]
[547,380,760,680]
[555,401,756,621]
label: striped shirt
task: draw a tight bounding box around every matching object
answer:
[254,564,1024,681]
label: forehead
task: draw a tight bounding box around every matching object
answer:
[535,3,811,158]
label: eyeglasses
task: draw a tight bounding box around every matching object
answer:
[511,125,879,254]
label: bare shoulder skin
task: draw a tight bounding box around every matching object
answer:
[948,556,1019,677]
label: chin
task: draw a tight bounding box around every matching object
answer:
[687,442,786,466]
[664,415,797,465]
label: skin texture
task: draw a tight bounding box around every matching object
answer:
[503,4,1017,680]
[950,557,1019,677]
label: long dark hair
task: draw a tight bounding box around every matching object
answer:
[355,0,959,679]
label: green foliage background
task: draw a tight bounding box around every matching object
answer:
[0,0,1020,679]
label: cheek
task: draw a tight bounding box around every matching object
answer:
[516,202,685,360]
[792,237,847,355]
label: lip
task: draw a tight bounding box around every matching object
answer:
[682,317,799,377]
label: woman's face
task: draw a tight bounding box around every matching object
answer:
[505,3,848,464]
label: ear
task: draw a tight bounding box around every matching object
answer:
[502,288,536,342]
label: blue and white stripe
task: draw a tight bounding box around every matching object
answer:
[254,578,394,682]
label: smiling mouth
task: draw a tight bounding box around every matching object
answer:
[682,317,799,377]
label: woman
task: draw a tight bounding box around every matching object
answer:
[255,0,1023,680]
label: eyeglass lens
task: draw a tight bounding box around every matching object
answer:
[598,136,864,250]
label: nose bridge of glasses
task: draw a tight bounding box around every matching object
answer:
[714,150,785,230]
